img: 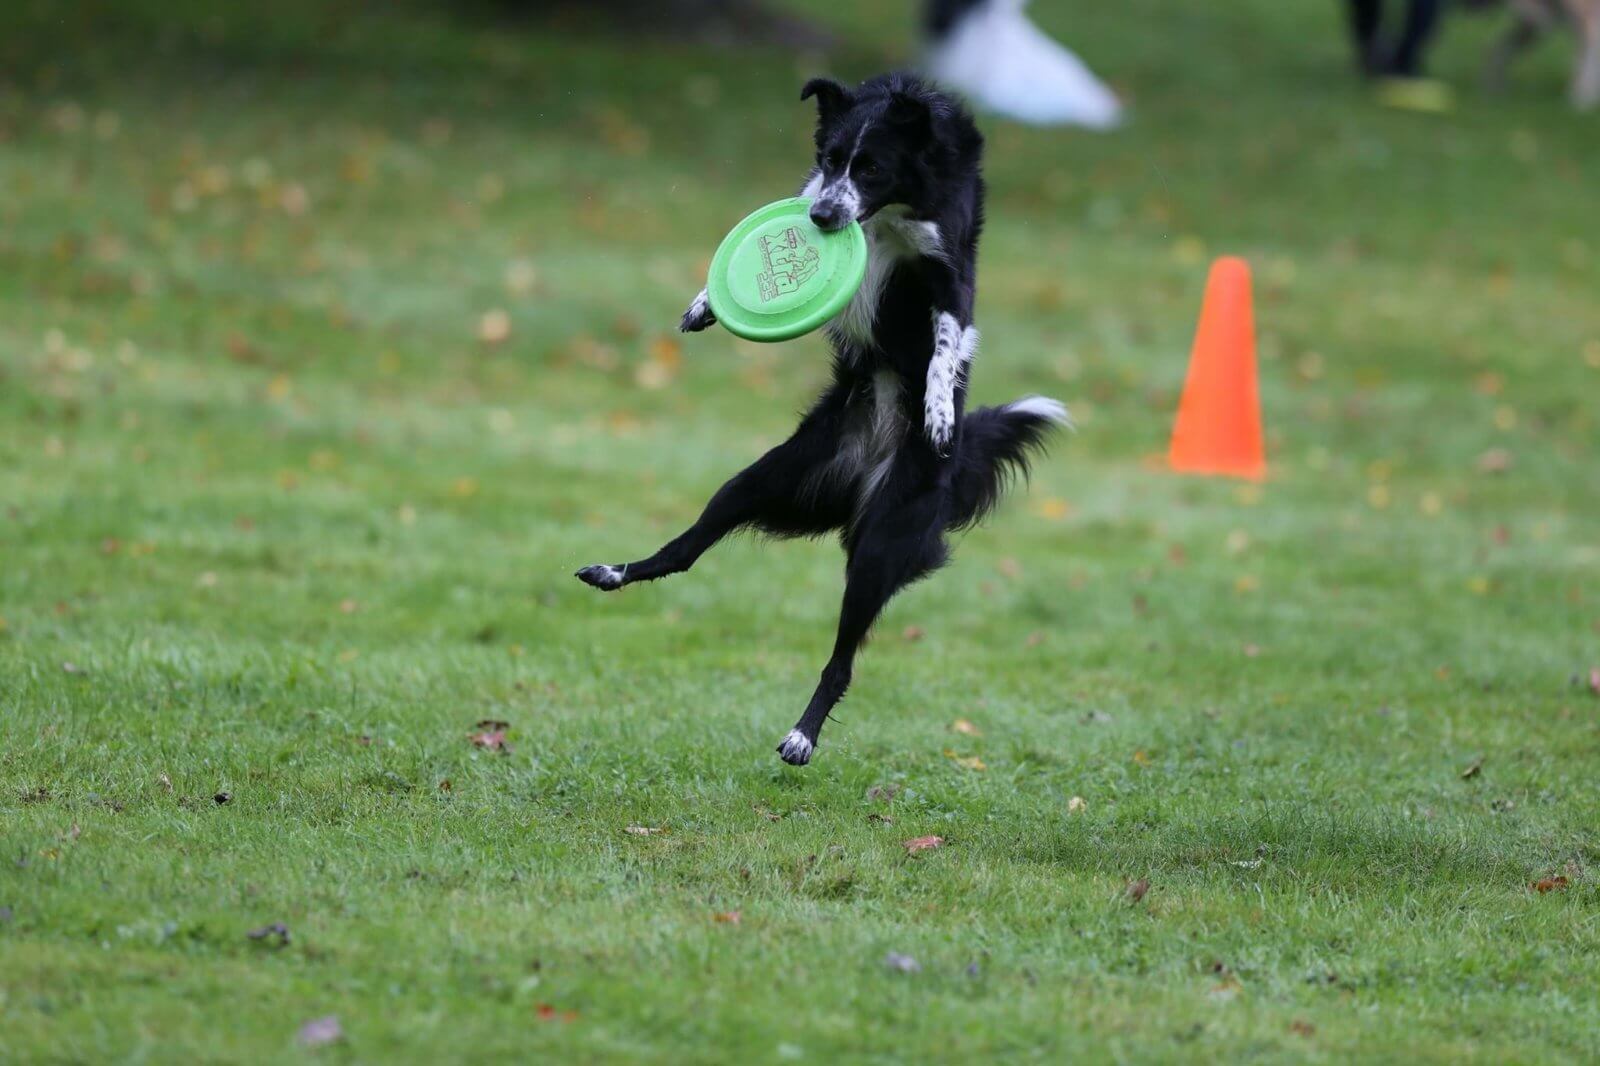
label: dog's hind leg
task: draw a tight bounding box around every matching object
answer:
[777,484,948,766]
[576,387,852,592]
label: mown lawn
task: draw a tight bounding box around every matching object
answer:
[2,0,1598,1060]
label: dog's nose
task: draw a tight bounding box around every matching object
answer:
[809,200,847,231]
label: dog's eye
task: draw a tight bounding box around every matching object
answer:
[857,160,880,179]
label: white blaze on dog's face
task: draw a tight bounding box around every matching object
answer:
[801,78,934,232]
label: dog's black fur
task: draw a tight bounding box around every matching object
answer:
[576,73,1068,766]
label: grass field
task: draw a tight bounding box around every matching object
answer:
[3,0,1599,1060]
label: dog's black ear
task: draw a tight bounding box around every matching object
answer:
[886,90,933,141]
[800,78,853,123]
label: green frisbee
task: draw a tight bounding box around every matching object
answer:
[705,197,867,342]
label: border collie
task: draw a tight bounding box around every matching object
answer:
[576,73,1068,766]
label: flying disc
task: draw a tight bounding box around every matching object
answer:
[705,198,867,342]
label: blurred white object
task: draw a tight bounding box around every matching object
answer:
[925,0,1123,128]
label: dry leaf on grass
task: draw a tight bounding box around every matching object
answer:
[950,718,981,736]
[1588,668,1600,696]
[712,911,741,925]
[1066,796,1087,814]
[903,835,944,854]
[469,720,511,752]
[1126,878,1151,903]
[943,749,986,771]
[901,625,925,642]
[1460,757,1483,780]
[1531,875,1570,894]
[625,825,664,836]
[535,1003,579,1023]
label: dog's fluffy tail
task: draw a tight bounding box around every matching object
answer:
[948,396,1070,531]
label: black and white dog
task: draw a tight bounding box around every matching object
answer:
[576,73,1068,766]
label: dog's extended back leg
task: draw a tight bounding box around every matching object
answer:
[576,387,851,591]
[777,489,947,765]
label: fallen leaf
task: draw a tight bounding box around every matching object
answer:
[1126,878,1151,903]
[1132,749,1152,767]
[1290,1019,1316,1037]
[1208,975,1243,1001]
[1066,795,1087,814]
[950,718,981,736]
[469,721,511,752]
[535,1004,579,1023]
[867,812,893,825]
[157,773,172,792]
[712,910,741,925]
[213,791,232,805]
[1460,757,1483,780]
[884,952,921,973]
[1024,631,1044,648]
[903,835,944,854]
[61,662,84,675]
[943,749,986,771]
[477,309,512,345]
[247,922,290,946]
[296,1016,342,1048]
[997,557,1022,579]
[438,779,452,793]
[866,784,899,803]
[625,825,664,836]
[1475,448,1512,473]
[1532,875,1570,894]
[901,625,925,642]
[1588,668,1599,696]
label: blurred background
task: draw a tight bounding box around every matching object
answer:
[4,0,1595,637]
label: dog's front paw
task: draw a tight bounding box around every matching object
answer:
[679,289,716,333]
[575,563,626,591]
[776,729,815,766]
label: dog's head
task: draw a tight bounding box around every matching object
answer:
[800,74,981,231]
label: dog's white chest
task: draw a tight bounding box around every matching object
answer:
[828,212,944,348]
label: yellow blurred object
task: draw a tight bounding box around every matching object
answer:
[1375,78,1455,114]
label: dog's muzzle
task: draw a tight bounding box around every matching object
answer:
[808,199,852,231]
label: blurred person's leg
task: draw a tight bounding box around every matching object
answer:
[1349,0,1387,72]
[1391,0,1443,75]
[1348,0,1444,77]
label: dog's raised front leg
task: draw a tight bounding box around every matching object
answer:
[924,311,977,457]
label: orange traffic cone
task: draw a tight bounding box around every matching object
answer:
[1168,257,1265,481]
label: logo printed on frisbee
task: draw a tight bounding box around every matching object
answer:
[706,198,868,342]
[756,227,820,302]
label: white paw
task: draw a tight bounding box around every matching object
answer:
[575,563,626,591]
[680,289,715,332]
[776,729,815,766]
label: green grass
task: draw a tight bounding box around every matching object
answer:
[3,0,1600,1060]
